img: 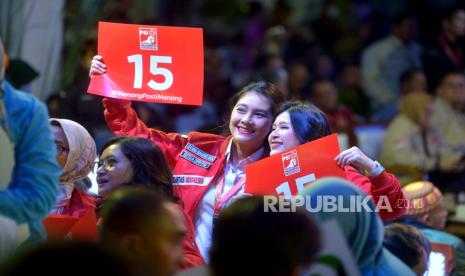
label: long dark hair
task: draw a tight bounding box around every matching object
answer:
[100,136,175,201]
[223,81,286,135]
[276,101,332,144]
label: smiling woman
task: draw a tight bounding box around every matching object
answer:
[228,91,273,159]
[267,101,407,221]
[90,57,285,261]
[95,136,204,269]
[96,136,169,198]
[268,102,328,155]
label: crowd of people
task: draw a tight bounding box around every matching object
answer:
[2,1,465,275]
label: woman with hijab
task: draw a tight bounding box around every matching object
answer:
[49,118,97,218]
[300,177,415,275]
[380,92,465,191]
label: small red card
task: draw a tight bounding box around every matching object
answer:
[245,134,345,196]
[69,210,98,241]
[88,22,204,105]
[43,215,78,239]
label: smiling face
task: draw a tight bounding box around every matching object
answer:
[97,144,134,197]
[268,111,301,155]
[229,91,273,155]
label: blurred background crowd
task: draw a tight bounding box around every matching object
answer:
[0,0,463,140]
[4,0,465,189]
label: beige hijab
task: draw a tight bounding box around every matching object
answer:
[49,119,96,213]
[398,92,432,126]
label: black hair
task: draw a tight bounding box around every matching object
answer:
[437,70,465,89]
[100,136,174,201]
[392,13,414,26]
[307,78,334,98]
[399,68,424,85]
[441,6,465,22]
[210,196,321,276]
[276,101,332,144]
[383,223,431,270]
[46,93,65,105]
[99,187,168,242]
[0,241,139,276]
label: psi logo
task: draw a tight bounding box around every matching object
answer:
[282,150,300,176]
[139,28,158,50]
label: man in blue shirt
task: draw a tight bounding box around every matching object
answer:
[0,38,60,247]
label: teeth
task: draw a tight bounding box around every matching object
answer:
[238,127,252,133]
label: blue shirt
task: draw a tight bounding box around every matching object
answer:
[0,81,60,246]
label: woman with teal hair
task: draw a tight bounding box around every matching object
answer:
[300,177,415,276]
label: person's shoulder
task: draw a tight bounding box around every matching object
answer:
[184,132,230,155]
[365,35,395,51]
[387,114,407,127]
[385,115,416,135]
[187,131,227,142]
[431,98,447,114]
[5,82,46,114]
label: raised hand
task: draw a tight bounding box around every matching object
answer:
[89,55,106,77]
[335,146,378,175]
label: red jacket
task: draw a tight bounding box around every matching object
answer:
[179,208,205,269]
[103,98,405,224]
[344,166,406,221]
[103,98,232,221]
[60,188,96,219]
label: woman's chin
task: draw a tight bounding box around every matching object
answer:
[269,147,283,156]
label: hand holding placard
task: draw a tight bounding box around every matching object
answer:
[89,55,106,76]
[335,146,379,175]
[88,22,203,105]
[246,134,345,197]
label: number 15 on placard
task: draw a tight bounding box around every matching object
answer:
[127,54,173,91]
[275,173,316,198]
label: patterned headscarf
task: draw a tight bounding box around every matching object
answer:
[49,119,96,213]
[402,181,443,216]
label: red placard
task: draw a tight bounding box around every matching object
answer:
[69,209,98,241]
[43,215,78,239]
[245,134,345,196]
[43,210,97,241]
[87,22,204,105]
